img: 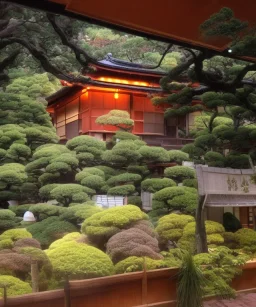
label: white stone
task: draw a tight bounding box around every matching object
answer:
[23,211,36,222]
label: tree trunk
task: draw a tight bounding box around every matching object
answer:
[195,195,208,254]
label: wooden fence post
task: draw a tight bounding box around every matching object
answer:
[3,286,7,306]
[31,259,39,293]
[142,258,148,305]
[64,278,71,307]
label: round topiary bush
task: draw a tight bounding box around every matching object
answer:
[164,166,196,182]
[127,196,142,207]
[82,205,148,248]
[107,184,135,196]
[0,209,17,231]
[168,150,189,164]
[141,178,176,193]
[106,228,162,263]
[0,276,32,297]
[0,228,32,242]
[155,214,195,244]
[46,241,114,280]
[234,228,256,253]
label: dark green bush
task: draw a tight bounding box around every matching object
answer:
[223,212,242,232]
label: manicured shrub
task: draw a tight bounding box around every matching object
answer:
[81,175,106,190]
[155,214,195,244]
[48,232,83,250]
[27,216,78,248]
[138,146,170,162]
[182,179,198,189]
[164,166,196,182]
[114,131,139,141]
[234,228,256,253]
[141,178,176,193]
[0,228,32,242]
[9,204,31,217]
[168,150,189,164]
[38,184,60,201]
[223,212,242,233]
[204,151,225,167]
[0,276,32,297]
[107,173,141,186]
[14,238,41,250]
[29,203,66,220]
[50,184,91,206]
[0,209,17,231]
[223,232,238,249]
[115,256,169,274]
[82,205,148,248]
[106,228,162,263]
[107,184,135,196]
[0,239,13,250]
[46,241,114,280]
[59,203,102,224]
[127,196,142,207]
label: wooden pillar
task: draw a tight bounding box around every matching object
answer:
[239,207,249,228]
[196,195,208,254]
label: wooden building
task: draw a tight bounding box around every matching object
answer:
[47,54,194,149]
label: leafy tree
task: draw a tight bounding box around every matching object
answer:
[96,110,134,131]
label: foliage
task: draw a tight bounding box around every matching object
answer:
[26,216,77,248]
[0,209,17,231]
[138,146,170,163]
[107,173,141,186]
[169,150,189,164]
[127,196,142,207]
[0,276,32,297]
[155,214,195,244]
[14,238,41,250]
[66,135,106,167]
[108,184,135,196]
[141,178,176,193]
[223,212,242,233]
[50,184,91,206]
[193,246,249,298]
[81,205,148,247]
[0,228,32,242]
[29,203,66,220]
[234,228,256,253]
[164,166,196,182]
[46,241,114,280]
[182,179,198,189]
[106,228,162,263]
[177,251,203,307]
[96,110,134,131]
[48,232,83,250]
[59,203,102,224]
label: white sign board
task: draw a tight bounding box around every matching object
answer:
[196,166,256,196]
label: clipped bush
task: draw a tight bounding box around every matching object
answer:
[14,238,41,250]
[107,173,141,186]
[223,212,242,233]
[106,228,162,263]
[46,241,114,280]
[0,239,13,250]
[27,216,77,248]
[0,209,17,231]
[204,151,225,167]
[82,205,148,248]
[0,276,32,297]
[156,214,195,244]
[48,232,83,250]
[182,178,198,189]
[138,146,170,162]
[0,228,32,242]
[115,256,168,274]
[164,166,196,182]
[108,184,135,196]
[234,228,256,253]
[9,204,31,217]
[29,203,66,220]
[127,196,142,207]
[141,178,176,193]
[168,150,189,164]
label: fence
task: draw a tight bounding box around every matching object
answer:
[1,261,256,307]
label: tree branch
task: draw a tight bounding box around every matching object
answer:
[47,13,96,67]
[2,37,90,84]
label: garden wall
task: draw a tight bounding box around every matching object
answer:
[1,262,256,307]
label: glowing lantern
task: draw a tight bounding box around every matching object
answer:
[114,92,119,99]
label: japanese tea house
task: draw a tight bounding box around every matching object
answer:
[47,54,195,149]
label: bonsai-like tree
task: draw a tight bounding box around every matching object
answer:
[96,110,134,131]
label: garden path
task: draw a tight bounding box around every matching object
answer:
[204,293,256,306]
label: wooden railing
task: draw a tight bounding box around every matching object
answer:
[1,262,256,307]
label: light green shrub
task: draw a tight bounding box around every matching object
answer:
[164,166,196,182]
[107,173,141,186]
[46,241,114,280]
[82,205,148,247]
[234,228,256,253]
[141,178,176,193]
[0,228,32,242]
[168,150,189,164]
[0,276,32,297]
[108,184,135,196]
